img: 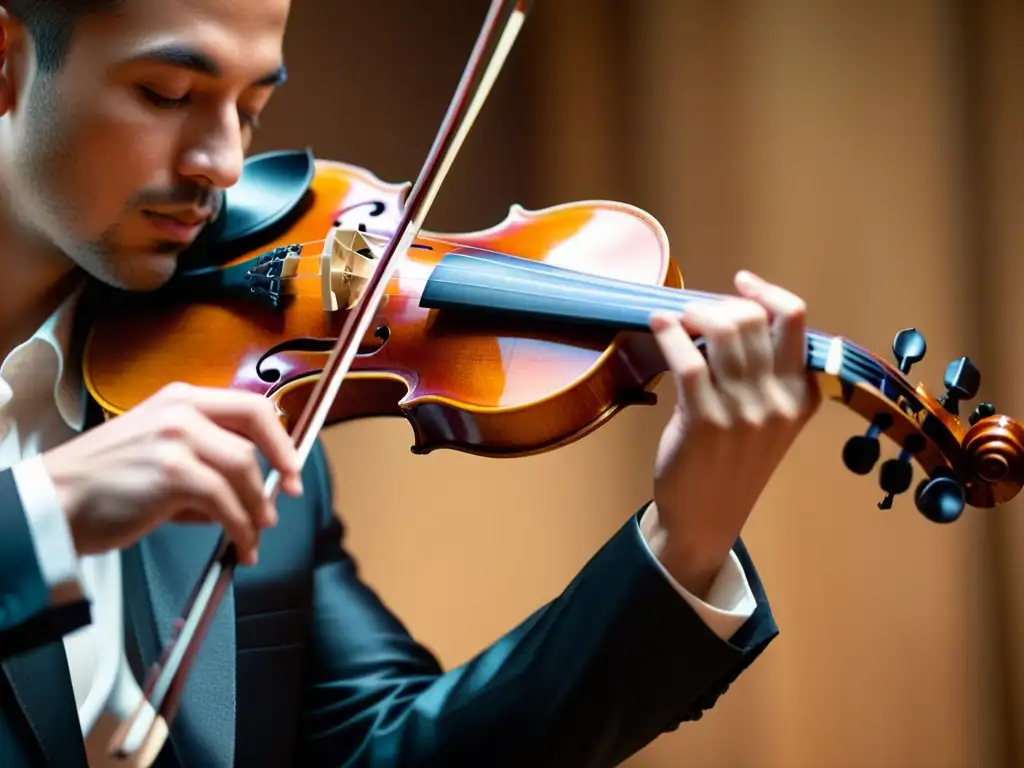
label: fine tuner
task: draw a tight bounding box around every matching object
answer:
[841,327,1021,524]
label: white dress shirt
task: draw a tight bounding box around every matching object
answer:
[0,285,145,741]
[1,286,758,742]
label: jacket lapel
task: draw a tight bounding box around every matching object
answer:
[122,526,238,768]
[1,642,89,766]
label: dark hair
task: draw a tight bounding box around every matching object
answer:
[6,0,122,73]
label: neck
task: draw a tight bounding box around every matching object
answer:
[0,209,80,362]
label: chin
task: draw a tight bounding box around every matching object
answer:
[95,246,184,292]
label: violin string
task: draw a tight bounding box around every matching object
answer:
[260,253,936,448]
[285,232,924,393]
[246,232,913,402]
[272,235,898,388]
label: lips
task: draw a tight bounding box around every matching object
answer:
[142,210,209,241]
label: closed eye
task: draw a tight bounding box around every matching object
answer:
[139,85,188,108]
[137,85,261,130]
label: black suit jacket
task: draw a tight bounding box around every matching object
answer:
[3,433,777,767]
[0,287,779,767]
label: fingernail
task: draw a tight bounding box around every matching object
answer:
[736,270,755,283]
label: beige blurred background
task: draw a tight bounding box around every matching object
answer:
[251,1,1024,766]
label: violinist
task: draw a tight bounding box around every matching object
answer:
[0,0,820,766]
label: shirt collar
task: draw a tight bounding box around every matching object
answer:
[0,282,87,432]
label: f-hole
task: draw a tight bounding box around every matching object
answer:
[372,324,391,349]
[255,324,392,383]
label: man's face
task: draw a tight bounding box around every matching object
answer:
[0,0,291,290]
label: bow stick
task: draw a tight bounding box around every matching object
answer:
[108,1,534,763]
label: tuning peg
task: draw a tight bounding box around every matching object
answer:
[892,328,926,375]
[843,413,892,475]
[878,459,912,509]
[877,434,925,510]
[937,357,981,417]
[969,401,996,426]
[915,475,965,523]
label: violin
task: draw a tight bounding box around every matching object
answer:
[83,157,1024,514]
[90,0,1024,763]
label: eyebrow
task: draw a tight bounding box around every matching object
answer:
[126,44,288,87]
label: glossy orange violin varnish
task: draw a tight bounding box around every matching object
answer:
[83,158,683,457]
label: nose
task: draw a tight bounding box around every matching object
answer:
[177,106,245,189]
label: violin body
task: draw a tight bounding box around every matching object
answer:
[83,155,681,457]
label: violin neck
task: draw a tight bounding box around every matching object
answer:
[420,249,834,354]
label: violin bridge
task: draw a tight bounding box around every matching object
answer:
[321,227,383,312]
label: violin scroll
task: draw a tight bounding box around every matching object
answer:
[960,412,1024,504]
[836,326,1024,524]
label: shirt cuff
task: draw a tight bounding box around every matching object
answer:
[11,454,84,607]
[638,502,757,641]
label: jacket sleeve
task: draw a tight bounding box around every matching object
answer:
[297,441,779,767]
[0,461,89,661]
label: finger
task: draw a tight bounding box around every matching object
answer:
[759,375,801,422]
[734,270,808,374]
[162,384,304,497]
[683,300,775,425]
[725,297,773,381]
[184,412,280,530]
[170,510,212,524]
[678,300,750,383]
[163,448,261,565]
[648,311,719,416]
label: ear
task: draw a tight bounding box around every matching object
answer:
[0,7,28,118]
[0,9,10,116]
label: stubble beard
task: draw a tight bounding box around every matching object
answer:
[16,77,185,292]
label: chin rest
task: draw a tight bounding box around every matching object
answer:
[175,148,316,270]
